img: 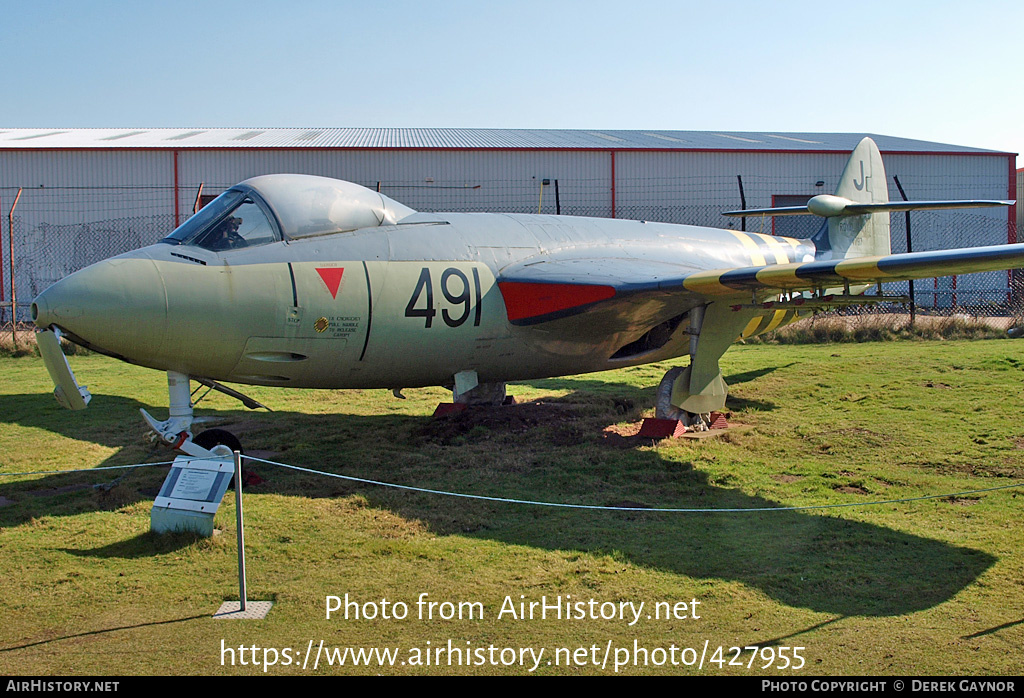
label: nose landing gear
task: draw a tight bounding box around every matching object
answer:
[141,371,251,460]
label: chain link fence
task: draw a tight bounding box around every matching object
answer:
[1,176,1019,327]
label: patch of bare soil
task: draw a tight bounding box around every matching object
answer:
[944,496,980,506]
[414,400,587,445]
[834,485,869,495]
[937,460,1024,479]
[26,484,91,498]
[416,400,745,448]
[600,422,646,449]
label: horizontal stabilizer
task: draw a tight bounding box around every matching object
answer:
[724,196,1013,218]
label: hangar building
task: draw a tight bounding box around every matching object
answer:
[0,128,1016,322]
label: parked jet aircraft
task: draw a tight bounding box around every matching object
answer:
[32,138,1022,457]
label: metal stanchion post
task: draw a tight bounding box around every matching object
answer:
[234,450,247,612]
[213,451,270,619]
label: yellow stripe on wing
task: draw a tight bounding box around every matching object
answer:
[754,263,805,289]
[833,256,891,281]
[762,309,790,333]
[682,270,741,295]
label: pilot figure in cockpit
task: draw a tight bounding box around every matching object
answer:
[204,216,245,251]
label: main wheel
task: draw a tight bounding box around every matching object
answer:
[655,367,687,421]
[655,367,708,429]
[453,381,507,405]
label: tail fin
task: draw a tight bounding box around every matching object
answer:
[723,136,1012,261]
[819,137,891,259]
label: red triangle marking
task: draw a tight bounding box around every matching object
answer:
[316,267,345,299]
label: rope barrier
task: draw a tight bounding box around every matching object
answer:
[242,455,1024,515]
[0,460,179,476]
[1,453,1020,514]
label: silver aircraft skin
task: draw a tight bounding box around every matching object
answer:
[31,138,1024,456]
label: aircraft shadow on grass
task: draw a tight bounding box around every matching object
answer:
[521,364,786,414]
[0,387,995,619]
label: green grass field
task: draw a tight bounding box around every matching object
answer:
[0,339,1022,675]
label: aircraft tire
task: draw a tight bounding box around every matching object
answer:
[453,381,507,405]
[655,367,687,421]
[193,428,245,488]
[193,428,243,456]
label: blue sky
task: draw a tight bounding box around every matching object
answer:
[4,0,1022,159]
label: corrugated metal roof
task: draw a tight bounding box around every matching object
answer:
[0,128,1007,153]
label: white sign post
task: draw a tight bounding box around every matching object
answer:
[151,455,234,537]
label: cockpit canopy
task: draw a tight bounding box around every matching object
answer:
[161,174,417,251]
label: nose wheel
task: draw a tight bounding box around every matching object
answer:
[192,428,243,457]
[192,428,249,488]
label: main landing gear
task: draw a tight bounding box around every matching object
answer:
[652,302,758,432]
[655,366,713,431]
[452,369,508,406]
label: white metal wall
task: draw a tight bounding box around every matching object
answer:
[1017,168,1023,238]
[0,151,176,305]
[0,146,1014,317]
[175,149,614,218]
[0,147,1008,226]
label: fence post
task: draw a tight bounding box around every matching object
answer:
[893,176,915,328]
[8,188,22,343]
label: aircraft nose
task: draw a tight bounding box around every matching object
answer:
[31,257,167,357]
[31,293,51,328]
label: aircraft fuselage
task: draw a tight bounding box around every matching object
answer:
[32,211,809,391]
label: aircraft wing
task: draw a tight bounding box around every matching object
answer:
[679,242,1024,296]
[497,257,704,326]
[498,242,1024,325]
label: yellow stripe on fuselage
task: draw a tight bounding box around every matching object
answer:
[782,236,803,258]
[749,232,791,265]
[726,230,767,266]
